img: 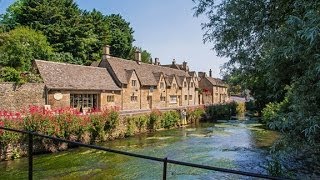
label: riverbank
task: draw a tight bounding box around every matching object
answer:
[0,120,279,179]
[0,106,205,161]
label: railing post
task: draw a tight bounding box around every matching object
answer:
[163,157,167,180]
[28,132,33,180]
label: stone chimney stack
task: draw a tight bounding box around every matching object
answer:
[135,50,141,64]
[182,61,189,72]
[198,72,207,78]
[209,69,212,77]
[102,45,110,60]
[154,58,159,65]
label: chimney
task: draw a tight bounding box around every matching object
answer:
[198,72,207,78]
[102,45,110,60]
[182,61,189,72]
[154,58,159,65]
[172,59,176,65]
[150,58,153,64]
[209,69,212,77]
[135,50,141,64]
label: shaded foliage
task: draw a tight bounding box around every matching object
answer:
[194,0,320,171]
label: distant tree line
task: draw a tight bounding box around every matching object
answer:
[0,0,151,82]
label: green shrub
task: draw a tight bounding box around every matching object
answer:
[135,115,148,133]
[187,107,205,123]
[162,111,180,129]
[0,119,23,146]
[148,110,161,130]
[0,67,22,83]
[125,117,136,137]
[236,102,246,115]
[89,114,106,141]
[245,100,256,111]
[105,110,119,132]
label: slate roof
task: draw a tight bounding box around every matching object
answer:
[205,76,228,87]
[34,60,120,91]
[104,57,190,86]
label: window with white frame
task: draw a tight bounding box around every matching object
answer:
[70,94,98,108]
[170,95,177,103]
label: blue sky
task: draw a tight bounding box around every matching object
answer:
[0,0,228,77]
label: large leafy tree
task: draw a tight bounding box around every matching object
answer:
[0,27,53,71]
[106,14,134,59]
[194,0,320,168]
[0,1,135,64]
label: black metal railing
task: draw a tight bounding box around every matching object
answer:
[0,126,285,180]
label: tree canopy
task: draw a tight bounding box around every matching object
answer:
[0,0,151,81]
[0,27,53,71]
[194,0,320,170]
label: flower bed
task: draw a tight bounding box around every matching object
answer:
[0,106,206,160]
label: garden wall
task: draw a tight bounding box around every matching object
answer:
[0,83,45,111]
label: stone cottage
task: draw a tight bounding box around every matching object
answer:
[34,60,121,111]
[198,69,229,105]
[96,46,201,110]
[1,46,229,111]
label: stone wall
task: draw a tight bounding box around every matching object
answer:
[0,83,45,111]
[48,90,70,109]
[100,91,122,109]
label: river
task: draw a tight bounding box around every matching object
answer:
[0,120,279,179]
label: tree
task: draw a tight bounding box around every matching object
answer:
[1,1,135,64]
[0,0,103,64]
[194,0,320,169]
[106,14,134,59]
[0,27,53,71]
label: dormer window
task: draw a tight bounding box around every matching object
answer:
[132,80,137,87]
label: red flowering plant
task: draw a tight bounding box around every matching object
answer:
[0,109,24,146]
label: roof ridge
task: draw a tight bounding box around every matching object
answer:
[34,59,106,70]
[108,56,190,75]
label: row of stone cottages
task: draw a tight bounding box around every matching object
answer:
[0,46,229,112]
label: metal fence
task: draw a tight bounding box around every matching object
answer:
[0,126,285,180]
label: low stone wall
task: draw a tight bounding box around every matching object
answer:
[0,113,153,161]
[0,83,46,111]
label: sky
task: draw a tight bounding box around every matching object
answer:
[0,0,228,78]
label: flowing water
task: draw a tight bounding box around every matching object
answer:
[0,120,279,179]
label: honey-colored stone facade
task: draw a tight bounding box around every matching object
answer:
[122,71,141,110]
[199,77,229,105]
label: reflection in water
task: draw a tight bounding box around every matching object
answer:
[0,120,279,179]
